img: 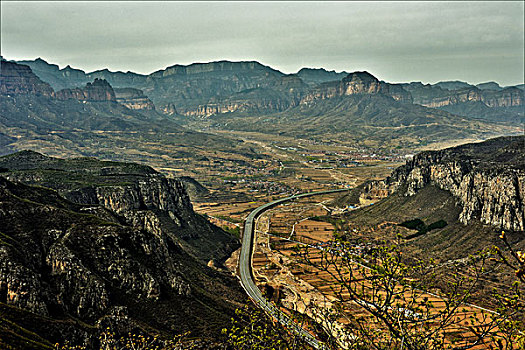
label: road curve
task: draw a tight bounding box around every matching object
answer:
[239,188,351,349]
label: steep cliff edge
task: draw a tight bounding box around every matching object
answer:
[0,151,238,262]
[411,86,523,109]
[300,71,413,104]
[55,78,117,102]
[0,60,55,97]
[114,87,155,110]
[0,151,244,348]
[402,82,524,123]
[363,136,524,231]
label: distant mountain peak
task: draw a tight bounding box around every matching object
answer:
[0,60,55,97]
[343,71,378,83]
[298,67,338,74]
[55,78,116,102]
[152,60,283,78]
[476,81,502,91]
[434,80,473,90]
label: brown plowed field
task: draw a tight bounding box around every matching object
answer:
[252,196,514,349]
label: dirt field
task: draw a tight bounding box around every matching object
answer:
[251,196,511,349]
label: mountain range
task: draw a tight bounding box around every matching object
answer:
[1,55,524,348]
[0,59,263,176]
[15,57,523,121]
[2,57,523,151]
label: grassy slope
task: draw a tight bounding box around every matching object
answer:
[341,185,523,261]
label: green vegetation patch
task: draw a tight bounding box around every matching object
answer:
[222,226,241,238]
[399,218,448,239]
[399,218,426,231]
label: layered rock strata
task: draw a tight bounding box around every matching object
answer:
[362,136,525,231]
[0,60,55,96]
[114,88,155,110]
[300,71,413,104]
[0,152,243,346]
[405,84,524,109]
[55,78,116,102]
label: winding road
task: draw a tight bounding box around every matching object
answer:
[239,188,350,349]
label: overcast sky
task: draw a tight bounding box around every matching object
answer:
[1,1,524,86]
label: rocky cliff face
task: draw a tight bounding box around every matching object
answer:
[114,88,155,110]
[0,151,243,347]
[151,60,282,78]
[0,151,237,262]
[418,88,483,108]
[405,84,524,109]
[0,60,55,97]
[366,136,525,231]
[160,102,178,115]
[182,98,294,117]
[55,78,116,102]
[481,87,523,107]
[300,71,413,105]
[179,74,308,117]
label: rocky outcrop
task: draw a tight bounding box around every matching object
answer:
[0,60,55,96]
[183,103,254,117]
[295,67,348,86]
[365,136,525,231]
[179,74,308,117]
[160,102,178,116]
[405,84,524,109]
[418,88,483,108]
[0,151,238,262]
[481,87,523,107]
[0,153,244,347]
[55,78,116,102]
[182,99,293,117]
[300,71,413,105]
[342,71,387,94]
[72,177,193,235]
[150,60,282,78]
[114,88,155,110]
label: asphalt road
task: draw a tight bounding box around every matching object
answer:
[239,188,350,349]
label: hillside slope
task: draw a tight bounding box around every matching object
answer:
[218,94,520,149]
[0,152,244,348]
[338,136,524,259]
[1,60,261,174]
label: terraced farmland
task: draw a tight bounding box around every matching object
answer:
[251,196,515,349]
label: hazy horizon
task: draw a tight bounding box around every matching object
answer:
[2,1,524,86]
[3,55,525,88]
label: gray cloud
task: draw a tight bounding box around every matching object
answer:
[1,1,523,85]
